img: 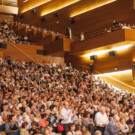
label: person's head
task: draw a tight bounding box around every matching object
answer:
[47,124,53,133]
[22,101,26,107]
[68,123,75,132]
[81,125,86,132]
[99,106,105,114]
[64,102,69,110]
[45,109,50,116]
[84,131,91,135]
[129,113,134,121]
[113,115,120,124]
[26,107,31,115]
[75,124,81,131]
[50,105,57,114]
[3,111,8,118]
[30,114,35,121]
[83,111,90,118]
[40,106,45,112]
[74,120,79,125]
[9,115,16,124]
[95,130,102,135]
[41,114,47,120]
[120,117,126,124]
[44,127,50,135]
[31,121,37,129]
[22,122,29,129]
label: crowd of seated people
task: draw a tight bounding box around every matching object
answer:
[0,58,134,135]
[80,20,135,41]
[104,20,135,33]
[14,21,62,40]
[0,22,31,45]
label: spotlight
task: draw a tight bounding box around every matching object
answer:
[20,14,25,18]
[90,55,97,61]
[40,17,45,22]
[109,51,116,56]
[53,12,59,17]
[31,9,36,14]
[69,18,75,24]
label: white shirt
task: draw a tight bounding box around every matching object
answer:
[80,34,85,41]
[60,108,73,124]
[95,112,109,127]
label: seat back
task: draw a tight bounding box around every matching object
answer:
[0,123,5,132]
[14,130,20,135]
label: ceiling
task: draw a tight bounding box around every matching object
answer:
[19,0,117,15]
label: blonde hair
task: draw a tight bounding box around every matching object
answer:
[95,130,102,135]
[84,131,91,135]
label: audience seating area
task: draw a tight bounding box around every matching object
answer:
[0,21,32,45]
[0,59,134,135]
[80,20,135,41]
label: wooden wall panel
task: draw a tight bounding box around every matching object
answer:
[15,0,135,38]
[70,29,125,55]
[0,43,43,62]
[0,42,64,63]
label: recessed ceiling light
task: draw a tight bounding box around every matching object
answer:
[56,21,59,24]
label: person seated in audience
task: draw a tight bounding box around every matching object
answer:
[118,117,129,135]
[34,112,41,123]
[127,24,131,29]
[84,131,91,135]
[122,23,128,29]
[95,130,102,135]
[95,106,109,134]
[81,125,87,135]
[29,121,40,135]
[38,114,49,128]
[60,102,73,134]
[5,115,19,135]
[104,115,121,135]
[126,113,135,134]
[20,122,32,135]
[43,127,50,135]
[48,105,59,132]
[107,28,112,33]
[113,20,119,28]
[131,24,135,29]
[24,35,28,42]
[66,123,76,135]
[82,111,95,134]
[104,28,108,33]
[43,28,47,34]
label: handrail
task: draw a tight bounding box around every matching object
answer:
[74,26,122,41]
[8,42,35,62]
